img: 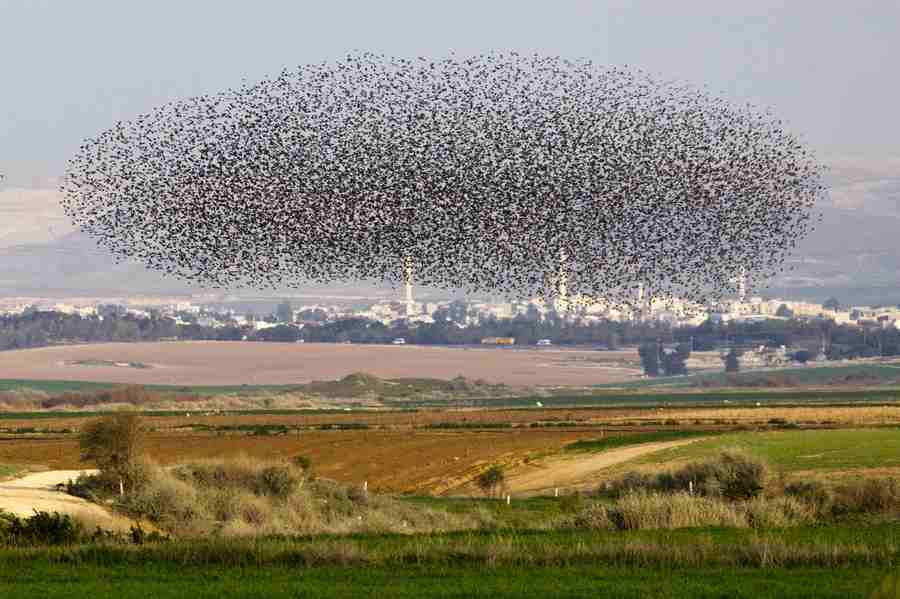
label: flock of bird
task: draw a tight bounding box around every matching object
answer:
[61,52,825,310]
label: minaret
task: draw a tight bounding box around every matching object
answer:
[636,282,646,321]
[404,255,415,317]
[737,267,747,304]
[555,249,569,314]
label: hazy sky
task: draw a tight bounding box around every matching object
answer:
[2,0,898,186]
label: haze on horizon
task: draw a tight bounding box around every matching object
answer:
[1,1,899,303]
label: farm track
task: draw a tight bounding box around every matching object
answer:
[451,437,708,496]
[0,469,134,531]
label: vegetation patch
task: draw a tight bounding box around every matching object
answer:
[565,430,714,453]
[67,359,152,369]
[632,428,900,473]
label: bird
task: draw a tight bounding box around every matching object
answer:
[60,52,824,313]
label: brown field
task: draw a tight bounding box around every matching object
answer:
[0,341,660,388]
[3,403,899,495]
[4,404,899,433]
[0,429,590,494]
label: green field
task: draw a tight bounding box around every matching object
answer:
[630,427,900,473]
[0,378,306,396]
[4,375,900,410]
[0,563,890,599]
[1,525,898,598]
[600,363,900,390]
[564,430,715,452]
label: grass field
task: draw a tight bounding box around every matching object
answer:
[0,563,890,599]
[603,362,900,389]
[1,525,898,598]
[629,428,900,475]
[564,430,715,453]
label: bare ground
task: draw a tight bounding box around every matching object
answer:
[0,341,651,388]
[452,437,707,496]
[0,469,135,531]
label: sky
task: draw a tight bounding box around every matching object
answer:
[1,0,899,187]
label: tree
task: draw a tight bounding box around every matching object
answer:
[661,346,688,376]
[776,304,794,318]
[475,464,506,498]
[79,413,145,496]
[275,301,294,323]
[723,349,741,373]
[638,343,660,376]
[823,297,840,311]
[792,349,811,363]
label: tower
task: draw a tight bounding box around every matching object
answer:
[404,255,415,317]
[554,249,569,314]
[737,267,747,304]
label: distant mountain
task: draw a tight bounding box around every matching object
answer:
[2,158,899,304]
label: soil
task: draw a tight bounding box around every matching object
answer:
[0,341,648,387]
[0,469,134,531]
[454,437,707,496]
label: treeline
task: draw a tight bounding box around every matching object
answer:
[674,318,900,359]
[3,309,900,359]
[0,311,179,350]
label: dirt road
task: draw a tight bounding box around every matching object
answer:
[0,470,133,531]
[495,438,705,496]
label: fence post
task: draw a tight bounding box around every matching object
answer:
[554,487,559,498]
[689,480,694,496]
[506,494,511,506]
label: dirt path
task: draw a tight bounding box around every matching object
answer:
[495,438,705,496]
[0,470,134,531]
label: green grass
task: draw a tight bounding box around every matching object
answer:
[629,427,900,473]
[0,464,21,478]
[564,430,716,453]
[388,387,900,409]
[0,563,891,599]
[600,363,900,390]
[1,524,898,598]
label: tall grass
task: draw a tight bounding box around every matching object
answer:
[105,456,477,537]
[2,524,898,569]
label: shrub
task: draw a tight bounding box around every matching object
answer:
[784,480,834,516]
[572,503,614,529]
[558,492,584,513]
[291,454,313,474]
[602,451,769,501]
[0,510,84,545]
[608,492,745,530]
[833,478,900,515]
[476,465,506,498]
[743,496,814,528]
[259,465,298,498]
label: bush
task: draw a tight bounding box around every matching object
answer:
[259,466,298,498]
[833,478,900,515]
[476,465,506,498]
[602,451,769,501]
[784,480,834,516]
[743,496,814,528]
[608,492,745,530]
[291,455,313,474]
[572,503,614,529]
[0,510,84,545]
[558,492,584,513]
